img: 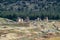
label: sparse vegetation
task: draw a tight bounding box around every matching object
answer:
[0,18,60,40]
[0,0,60,40]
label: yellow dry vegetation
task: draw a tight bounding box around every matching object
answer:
[47,37,60,40]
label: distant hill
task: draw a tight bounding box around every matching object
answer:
[0,0,60,20]
[0,0,60,11]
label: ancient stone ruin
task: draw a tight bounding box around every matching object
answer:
[36,17,40,21]
[44,17,48,22]
[17,17,23,23]
[24,17,30,23]
[16,17,49,27]
[16,17,31,27]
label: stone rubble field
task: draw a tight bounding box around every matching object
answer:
[0,18,60,40]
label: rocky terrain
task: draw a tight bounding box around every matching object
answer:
[0,18,60,40]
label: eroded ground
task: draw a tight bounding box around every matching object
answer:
[0,19,60,40]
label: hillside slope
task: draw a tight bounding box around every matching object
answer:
[0,0,60,20]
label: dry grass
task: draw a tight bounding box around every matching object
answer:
[46,37,60,40]
[0,18,60,40]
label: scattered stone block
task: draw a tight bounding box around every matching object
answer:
[24,17,30,22]
[44,17,48,22]
[17,17,23,23]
